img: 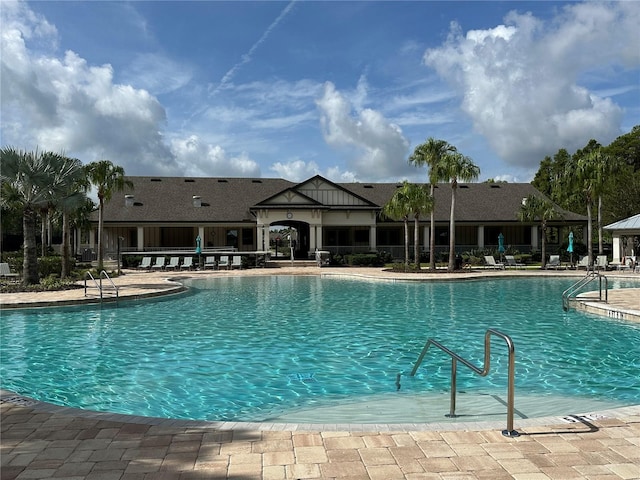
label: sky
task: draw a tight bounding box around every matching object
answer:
[1,1,639,184]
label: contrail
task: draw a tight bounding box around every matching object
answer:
[211,0,297,96]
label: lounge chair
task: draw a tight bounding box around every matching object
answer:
[231,256,242,269]
[151,257,165,270]
[166,256,180,270]
[576,256,590,270]
[180,256,194,270]
[546,255,565,270]
[595,255,608,271]
[218,255,229,270]
[504,255,524,269]
[138,256,152,270]
[204,256,217,269]
[484,255,504,269]
[0,262,19,280]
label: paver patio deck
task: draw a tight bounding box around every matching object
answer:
[2,266,640,479]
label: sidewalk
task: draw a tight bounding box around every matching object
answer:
[2,267,640,479]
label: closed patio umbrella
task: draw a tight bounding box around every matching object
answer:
[498,233,505,260]
[567,231,574,266]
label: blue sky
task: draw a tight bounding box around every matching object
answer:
[2,1,638,183]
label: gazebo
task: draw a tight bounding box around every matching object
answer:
[605,213,640,263]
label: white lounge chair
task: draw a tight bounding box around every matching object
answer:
[484,255,504,269]
[218,255,229,269]
[138,256,152,270]
[0,262,19,279]
[504,255,524,269]
[151,257,165,270]
[166,256,180,270]
[576,256,590,270]
[231,256,242,269]
[180,257,194,270]
[595,255,608,271]
[203,256,217,269]
[546,255,564,269]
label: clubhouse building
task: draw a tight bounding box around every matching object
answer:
[87,175,587,261]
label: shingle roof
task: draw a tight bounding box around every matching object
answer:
[98,176,586,224]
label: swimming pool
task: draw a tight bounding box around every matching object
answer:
[1,276,639,423]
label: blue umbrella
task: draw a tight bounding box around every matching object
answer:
[195,235,202,254]
[498,233,505,253]
[567,231,574,266]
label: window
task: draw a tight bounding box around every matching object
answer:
[226,229,238,248]
[242,228,254,246]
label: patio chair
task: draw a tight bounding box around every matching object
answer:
[180,257,194,270]
[231,256,242,269]
[218,255,229,270]
[595,255,608,271]
[204,256,217,269]
[546,255,565,270]
[576,255,590,270]
[0,262,19,280]
[151,257,166,270]
[504,255,524,269]
[484,255,505,269]
[166,256,180,270]
[138,256,152,270]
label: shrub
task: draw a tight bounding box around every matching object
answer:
[344,253,386,267]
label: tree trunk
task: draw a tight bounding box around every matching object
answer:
[429,184,436,271]
[404,218,409,269]
[587,201,593,269]
[61,211,70,279]
[597,195,603,255]
[448,185,456,272]
[40,213,46,257]
[97,197,104,271]
[414,215,420,270]
[23,208,39,285]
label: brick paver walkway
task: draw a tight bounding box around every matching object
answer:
[2,267,640,479]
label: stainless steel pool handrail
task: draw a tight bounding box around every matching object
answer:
[409,328,518,437]
[562,272,608,311]
[84,270,119,302]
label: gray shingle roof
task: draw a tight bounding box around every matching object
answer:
[98,176,586,224]
[604,213,640,230]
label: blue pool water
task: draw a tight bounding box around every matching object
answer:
[1,276,639,423]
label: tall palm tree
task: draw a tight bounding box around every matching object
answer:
[0,148,69,284]
[382,183,411,269]
[439,151,480,271]
[518,194,561,269]
[404,183,433,270]
[408,138,456,270]
[85,160,133,271]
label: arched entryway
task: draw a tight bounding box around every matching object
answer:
[269,220,310,259]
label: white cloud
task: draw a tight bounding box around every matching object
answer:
[316,82,412,181]
[270,159,320,182]
[170,135,260,178]
[122,53,193,96]
[424,2,639,168]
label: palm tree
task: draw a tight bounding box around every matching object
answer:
[404,183,433,270]
[381,183,411,269]
[518,194,561,268]
[439,151,480,271]
[0,148,70,284]
[408,138,456,270]
[85,160,133,271]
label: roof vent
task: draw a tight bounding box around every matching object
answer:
[184,179,195,183]
[218,179,228,183]
[192,195,202,207]
[490,184,500,189]
[150,178,162,182]
[252,179,262,183]
[364,185,373,189]
[125,194,134,207]
[459,185,469,189]
[133,202,143,207]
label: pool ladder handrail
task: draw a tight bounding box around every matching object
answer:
[562,272,608,311]
[409,328,518,438]
[84,270,119,302]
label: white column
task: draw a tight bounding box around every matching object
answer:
[612,234,621,262]
[316,225,323,250]
[530,226,539,251]
[477,225,485,249]
[137,226,144,251]
[369,225,377,251]
[423,226,430,252]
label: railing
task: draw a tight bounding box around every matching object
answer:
[84,270,119,302]
[409,329,519,437]
[562,272,608,311]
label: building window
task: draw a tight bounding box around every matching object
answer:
[242,228,254,246]
[226,229,238,248]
